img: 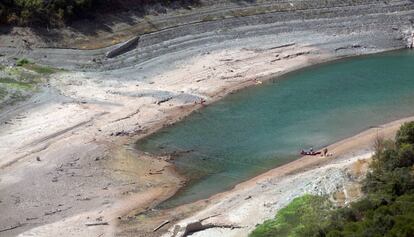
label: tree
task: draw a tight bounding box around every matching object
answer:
[396,122,414,148]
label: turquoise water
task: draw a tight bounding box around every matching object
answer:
[137,50,414,208]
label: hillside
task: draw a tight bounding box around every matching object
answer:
[0,0,199,26]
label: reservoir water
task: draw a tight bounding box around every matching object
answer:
[136,50,414,208]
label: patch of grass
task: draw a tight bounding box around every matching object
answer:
[0,77,34,90]
[23,64,58,75]
[0,63,57,110]
[0,87,7,100]
[10,60,60,76]
[16,58,30,66]
[13,58,59,75]
[230,9,255,17]
[202,15,216,21]
[249,195,333,237]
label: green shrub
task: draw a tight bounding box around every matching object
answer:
[23,64,57,74]
[249,195,332,237]
[396,122,414,147]
[16,58,30,66]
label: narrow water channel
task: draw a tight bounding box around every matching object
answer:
[137,50,414,208]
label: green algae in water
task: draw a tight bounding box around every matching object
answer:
[137,50,414,208]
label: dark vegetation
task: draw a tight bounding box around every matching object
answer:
[0,0,200,26]
[250,122,414,237]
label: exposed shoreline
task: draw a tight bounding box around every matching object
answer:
[163,115,414,237]
[0,42,337,237]
[1,1,414,236]
[0,48,409,237]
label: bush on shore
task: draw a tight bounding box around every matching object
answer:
[250,195,332,237]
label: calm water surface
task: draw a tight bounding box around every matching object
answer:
[137,50,414,208]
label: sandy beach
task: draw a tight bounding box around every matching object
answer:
[1,0,414,236]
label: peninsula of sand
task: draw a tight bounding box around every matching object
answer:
[1,0,414,236]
